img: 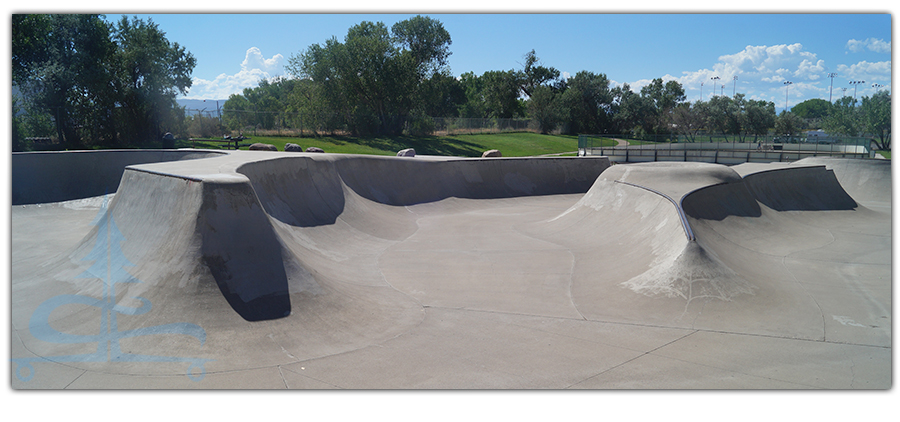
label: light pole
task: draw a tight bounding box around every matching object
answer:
[871,83,884,92]
[783,81,792,110]
[850,80,865,99]
[700,82,704,101]
[827,73,837,102]
[733,76,738,97]
[710,76,720,100]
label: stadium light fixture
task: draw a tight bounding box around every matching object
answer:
[783,81,792,110]
[827,73,837,102]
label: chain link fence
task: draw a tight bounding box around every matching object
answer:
[578,133,881,164]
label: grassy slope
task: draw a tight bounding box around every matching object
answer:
[183,132,588,157]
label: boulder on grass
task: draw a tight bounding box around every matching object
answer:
[249,143,277,151]
[397,148,416,157]
[482,149,502,158]
[306,147,325,153]
[284,143,304,152]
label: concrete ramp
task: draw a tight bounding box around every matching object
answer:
[10,151,890,389]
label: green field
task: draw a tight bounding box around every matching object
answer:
[180,132,584,157]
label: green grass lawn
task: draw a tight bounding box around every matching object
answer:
[180,132,583,158]
[877,150,891,159]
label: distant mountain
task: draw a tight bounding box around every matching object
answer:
[177,99,228,115]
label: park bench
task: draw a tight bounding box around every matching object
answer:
[188,135,252,150]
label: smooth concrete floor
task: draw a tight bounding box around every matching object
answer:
[9,152,892,390]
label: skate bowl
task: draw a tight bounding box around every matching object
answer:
[10,149,891,389]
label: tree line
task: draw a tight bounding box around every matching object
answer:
[12,15,891,151]
[12,14,195,150]
[223,16,890,149]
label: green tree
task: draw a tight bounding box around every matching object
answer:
[111,16,195,146]
[391,15,452,77]
[13,14,116,148]
[775,110,805,141]
[822,96,861,138]
[741,98,776,141]
[558,71,614,134]
[13,14,195,148]
[518,50,560,98]
[706,95,741,140]
[480,70,524,118]
[859,90,891,150]
[457,71,486,118]
[670,101,705,142]
[640,78,686,135]
[527,85,564,134]
[613,83,655,137]
[415,72,465,118]
[287,16,452,136]
[791,98,833,119]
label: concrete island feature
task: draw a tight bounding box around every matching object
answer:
[10,149,891,389]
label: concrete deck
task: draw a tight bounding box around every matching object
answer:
[9,150,891,389]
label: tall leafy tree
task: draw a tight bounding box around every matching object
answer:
[822,96,862,138]
[706,95,742,141]
[518,50,560,98]
[391,15,452,77]
[670,101,706,142]
[527,85,564,133]
[791,98,833,119]
[741,98,776,141]
[558,71,614,134]
[613,83,655,136]
[13,14,116,148]
[13,14,195,148]
[287,16,452,135]
[775,111,805,141]
[111,16,195,146]
[640,78,686,135]
[859,90,891,150]
[457,71,487,118]
[480,70,525,119]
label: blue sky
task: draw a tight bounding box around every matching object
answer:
[99,11,892,112]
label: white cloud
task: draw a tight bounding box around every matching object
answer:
[645,43,887,106]
[836,60,892,80]
[242,47,284,74]
[795,59,826,80]
[846,38,891,53]
[184,47,285,99]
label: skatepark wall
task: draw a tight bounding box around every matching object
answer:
[16,151,609,322]
[792,157,892,205]
[11,150,225,205]
[237,155,612,227]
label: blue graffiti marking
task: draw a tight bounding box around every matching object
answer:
[12,195,212,382]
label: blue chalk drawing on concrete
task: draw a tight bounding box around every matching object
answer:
[12,196,212,382]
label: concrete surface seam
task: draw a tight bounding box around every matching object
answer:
[127,165,205,183]
[564,330,700,389]
[564,248,588,321]
[279,365,343,389]
[614,180,695,241]
[277,366,289,389]
[63,370,87,389]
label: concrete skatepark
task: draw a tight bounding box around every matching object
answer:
[9,149,892,389]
